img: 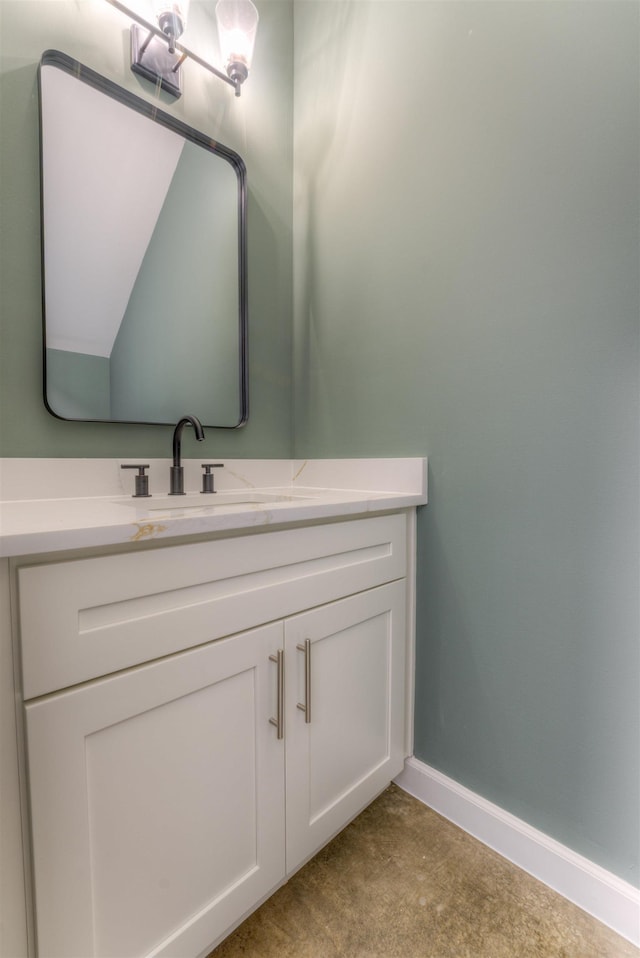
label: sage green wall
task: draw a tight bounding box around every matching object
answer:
[293,1,639,885]
[0,0,293,458]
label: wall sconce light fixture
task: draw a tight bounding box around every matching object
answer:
[105,0,259,99]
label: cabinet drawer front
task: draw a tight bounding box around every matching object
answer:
[19,514,406,698]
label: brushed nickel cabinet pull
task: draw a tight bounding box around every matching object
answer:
[269,650,284,739]
[296,638,311,724]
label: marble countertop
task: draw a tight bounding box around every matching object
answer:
[0,458,427,557]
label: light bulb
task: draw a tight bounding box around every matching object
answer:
[215,0,259,85]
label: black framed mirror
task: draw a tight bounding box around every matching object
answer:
[38,50,248,428]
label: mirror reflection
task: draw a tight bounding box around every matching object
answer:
[39,51,248,427]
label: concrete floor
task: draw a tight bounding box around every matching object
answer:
[209,784,639,958]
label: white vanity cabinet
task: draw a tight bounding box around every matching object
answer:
[16,514,412,958]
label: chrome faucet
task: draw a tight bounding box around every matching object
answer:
[169,415,205,495]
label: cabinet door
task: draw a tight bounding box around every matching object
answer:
[25,624,285,958]
[284,581,406,872]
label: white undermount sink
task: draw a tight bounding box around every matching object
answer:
[119,490,318,518]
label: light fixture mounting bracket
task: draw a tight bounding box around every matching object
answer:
[130,23,184,99]
[106,0,246,98]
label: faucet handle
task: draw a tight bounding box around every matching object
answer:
[201,463,224,494]
[121,464,151,498]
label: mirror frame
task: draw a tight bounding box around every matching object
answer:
[38,49,249,428]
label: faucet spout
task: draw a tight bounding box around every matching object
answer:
[172,415,205,466]
[169,415,205,494]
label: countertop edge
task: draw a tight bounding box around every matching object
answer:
[1,491,427,559]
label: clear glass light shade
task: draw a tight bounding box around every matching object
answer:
[153,0,190,36]
[215,0,259,74]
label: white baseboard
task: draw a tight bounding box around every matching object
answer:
[394,757,640,948]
